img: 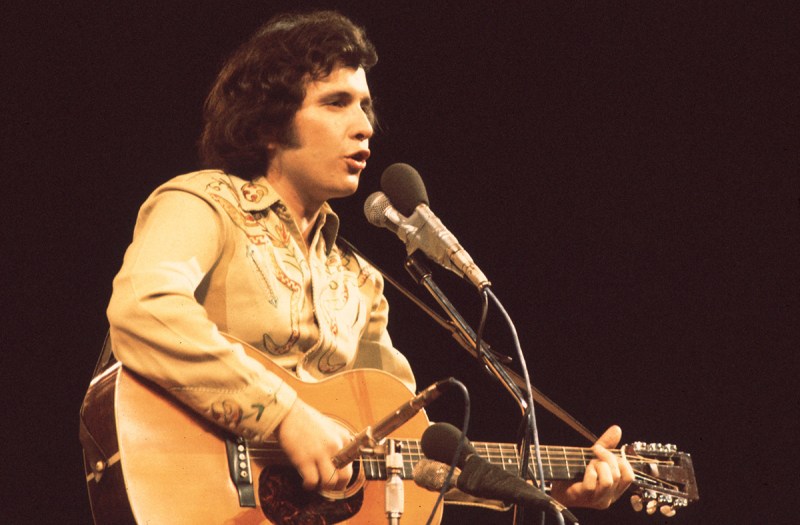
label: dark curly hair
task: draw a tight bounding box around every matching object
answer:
[199,11,378,180]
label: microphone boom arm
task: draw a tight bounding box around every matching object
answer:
[337,237,598,444]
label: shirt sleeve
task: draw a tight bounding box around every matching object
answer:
[107,187,297,442]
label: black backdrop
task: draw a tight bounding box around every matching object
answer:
[4,1,796,524]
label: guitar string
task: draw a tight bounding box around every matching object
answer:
[246,443,676,465]
[245,449,675,471]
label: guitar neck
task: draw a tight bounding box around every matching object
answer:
[471,441,601,482]
[250,439,641,483]
[340,440,607,482]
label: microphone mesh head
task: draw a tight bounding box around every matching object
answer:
[380,163,429,216]
[420,422,475,467]
[363,191,391,227]
[413,459,453,491]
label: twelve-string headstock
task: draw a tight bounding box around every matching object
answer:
[623,442,699,517]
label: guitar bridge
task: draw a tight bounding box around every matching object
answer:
[225,436,256,507]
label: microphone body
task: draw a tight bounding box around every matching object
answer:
[405,203,490,290]
[364,190,490,290]
[331,379,453,469]
[418,423,577,522]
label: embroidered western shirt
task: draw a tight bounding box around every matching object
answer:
[107,170,416,443]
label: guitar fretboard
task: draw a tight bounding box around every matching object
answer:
[358,440,601,482]
[249,439,618,482]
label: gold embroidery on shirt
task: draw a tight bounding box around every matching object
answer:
[246,245,278,307]
[242,182,267,202]
[309,338,346,375]
[261,242,302,355]
[206,178,269,245]
[209,399,243,430]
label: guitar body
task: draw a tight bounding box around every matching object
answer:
[81,342,440,525]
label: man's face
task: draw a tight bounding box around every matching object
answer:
[267,66,374,209]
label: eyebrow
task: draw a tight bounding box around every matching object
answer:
[319,89,372,105]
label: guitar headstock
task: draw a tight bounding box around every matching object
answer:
[623,442,699,517]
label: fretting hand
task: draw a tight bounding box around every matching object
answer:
[550,425,634,509]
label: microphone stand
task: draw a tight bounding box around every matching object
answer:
[337,238,597,524]
[337,236,597,443]
[338,236,597,445]
[403,255,530,416]
[404,254,537,525]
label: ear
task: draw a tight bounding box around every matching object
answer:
[264,137,282,159]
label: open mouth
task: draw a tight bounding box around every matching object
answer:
[346,150,370,170]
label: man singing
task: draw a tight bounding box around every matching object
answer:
[105,10,632,520]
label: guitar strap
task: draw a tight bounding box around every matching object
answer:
[339,236,599,444]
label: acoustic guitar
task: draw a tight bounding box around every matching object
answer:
[80,337,698,524]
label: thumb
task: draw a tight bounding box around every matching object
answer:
[595,425,622,449]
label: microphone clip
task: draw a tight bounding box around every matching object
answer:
[331,378,453,469]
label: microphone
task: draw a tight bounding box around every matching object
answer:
[364,191,404,235]
[419,423,578,523]
[413,458,462,492]
[365,163,491,290]
[331,378,454,469]
[379,162,430,216]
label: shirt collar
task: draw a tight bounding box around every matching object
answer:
[230,174,341,255]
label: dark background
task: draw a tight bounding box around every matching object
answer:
[4,1,796,523]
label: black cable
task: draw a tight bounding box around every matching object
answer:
[475,288,489,364]
[486,288,555,525]
[424,378,470,525]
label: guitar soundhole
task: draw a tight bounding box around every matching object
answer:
[258,466,363,524]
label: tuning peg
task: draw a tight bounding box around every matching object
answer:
[660,505,677,517]
[630,494,644,512]
[646,499,658,515]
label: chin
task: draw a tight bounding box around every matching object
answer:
[337,176,361,197]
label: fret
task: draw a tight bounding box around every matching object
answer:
[400,439,415,478]
[517,445,596,481]
[508,445,520,477]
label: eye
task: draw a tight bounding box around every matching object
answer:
[323,94,351,108]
